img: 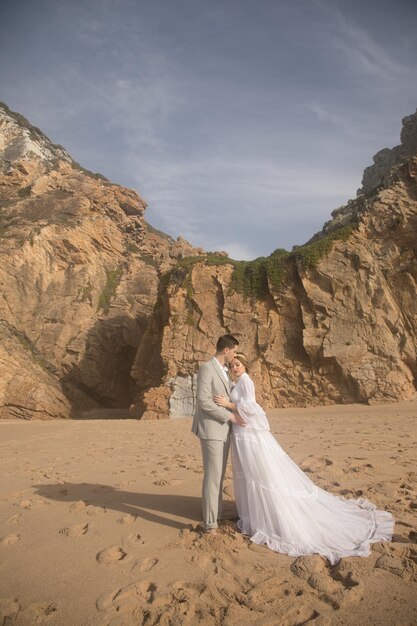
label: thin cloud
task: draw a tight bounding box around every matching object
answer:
[130,154,357,255]
[64,59,182,153]
[306,102,349,128]
[211,242,257,261]
[315,0,416,82]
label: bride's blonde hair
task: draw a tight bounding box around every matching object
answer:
[234,352,250,373]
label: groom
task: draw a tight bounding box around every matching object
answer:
[192,334,246,533]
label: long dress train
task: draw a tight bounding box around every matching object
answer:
[230,373,395,565]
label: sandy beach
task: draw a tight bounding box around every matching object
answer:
[1,401,417,626]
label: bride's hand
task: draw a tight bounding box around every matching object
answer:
[213,394,229,408]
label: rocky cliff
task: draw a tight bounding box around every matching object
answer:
[358,110,417,196]
[1,103,416,419]
[0,102,203,418]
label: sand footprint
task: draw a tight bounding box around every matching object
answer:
[279,606,324,626]
[96,546,129,564]
[0,598,20,622]
[291,555,363,610]
[117,514,137,525]
[96,580,155,616]
[242,575,296,612]
[121,533,144,550]
[153,478,171,486]
[7,513,22,524]
[15,601,57,623]
[190,553,214,569]
[344,458,374,475]
[300,457,334,473]
[86,505,107,516]
[69,500,89,513]
[132,557,159,573]
[18,499,32,509]
[373,542,417,579]
[59,523,89,537]
[1,533,20,545]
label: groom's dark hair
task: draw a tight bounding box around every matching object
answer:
[216,334,239,352]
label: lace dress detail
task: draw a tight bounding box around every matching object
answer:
[230,373,394,564]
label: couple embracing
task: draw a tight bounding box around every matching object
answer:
[192,335,395,564]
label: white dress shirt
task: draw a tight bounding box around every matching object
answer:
[214,357,229,382]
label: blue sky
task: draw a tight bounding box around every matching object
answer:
[1,0,416,259]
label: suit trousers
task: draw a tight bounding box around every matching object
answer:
[200,434,230,529]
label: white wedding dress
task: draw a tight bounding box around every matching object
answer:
[230,373,395,564]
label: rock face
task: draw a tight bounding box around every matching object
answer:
[1,102,416,419]
[0,102,202,418]
[358,109,417,196]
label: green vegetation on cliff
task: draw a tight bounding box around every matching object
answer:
[293,224,355,269]
[229,248,291,298]
[160,254,232,293]
[97,267,124,314]
[160,224,357,300]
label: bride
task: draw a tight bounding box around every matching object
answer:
[213,353,395,564]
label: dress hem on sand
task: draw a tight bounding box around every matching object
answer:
[237,496,395,565]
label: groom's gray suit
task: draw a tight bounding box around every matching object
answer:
[192,356,232,529]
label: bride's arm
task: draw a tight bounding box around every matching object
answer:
[235,376,270,430]
[213,394,236,411]
[213,395,246,426]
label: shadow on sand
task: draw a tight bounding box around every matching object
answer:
[33,482,238,530]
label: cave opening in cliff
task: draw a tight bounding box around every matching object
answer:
[61,316,143,419]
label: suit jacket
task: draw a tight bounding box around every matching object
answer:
[191,357,232,441]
